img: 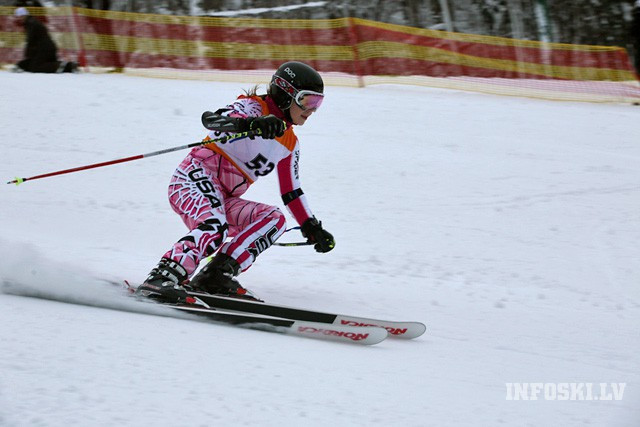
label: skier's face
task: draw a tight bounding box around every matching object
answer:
[289,102,316,126]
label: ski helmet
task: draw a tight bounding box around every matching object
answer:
[269,61,324,111]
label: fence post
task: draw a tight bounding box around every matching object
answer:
[66,2,87,68]
[347,17,364,88]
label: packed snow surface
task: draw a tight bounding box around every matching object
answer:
[1,72,639,426]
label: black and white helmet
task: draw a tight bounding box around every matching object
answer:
[268,61,324,111]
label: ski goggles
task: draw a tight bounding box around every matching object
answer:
[272,76,324,111]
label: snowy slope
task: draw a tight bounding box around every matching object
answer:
[1,72,639,426]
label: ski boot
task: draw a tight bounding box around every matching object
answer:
[137,258,189,304]
[189,253,260,300]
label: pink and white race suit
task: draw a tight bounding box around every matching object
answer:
[162,95,314,276]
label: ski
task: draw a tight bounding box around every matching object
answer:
[112,281,386,345]
[186,291,426,339]
[111,280,417,343]
[167,303,388,345]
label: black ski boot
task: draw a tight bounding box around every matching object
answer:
[189,253,258,300]
[137,258,189,303]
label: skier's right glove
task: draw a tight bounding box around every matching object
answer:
[247,115,286,139]
[301,217,335,253]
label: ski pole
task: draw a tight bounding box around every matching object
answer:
[273,241,312,247]
[274,226,312,247]
[6,130,258,186]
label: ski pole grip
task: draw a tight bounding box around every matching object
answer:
[201,111,247,132]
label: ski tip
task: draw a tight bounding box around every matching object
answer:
[291,322,388,345]
[380,322,426,340]
[335,317,426,340]
[396,322,426,340]
[357,327,389,345]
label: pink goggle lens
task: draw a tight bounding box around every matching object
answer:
[296,92,324,111]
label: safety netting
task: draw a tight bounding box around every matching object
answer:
[2,6,639,103]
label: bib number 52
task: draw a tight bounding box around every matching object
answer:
[245,154,275,177]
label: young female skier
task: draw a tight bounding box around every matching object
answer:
[137,61,335,303]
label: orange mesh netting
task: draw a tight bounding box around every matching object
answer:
[2,6,639,103]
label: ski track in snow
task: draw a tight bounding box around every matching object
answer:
[0,72,639,426]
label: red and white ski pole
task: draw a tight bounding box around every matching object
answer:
[6,130,258,186]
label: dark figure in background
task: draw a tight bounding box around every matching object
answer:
[633,1,640,76]
[13,7,78,73]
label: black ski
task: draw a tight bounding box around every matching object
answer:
[108,280,387,345]
[186,291,426,339]
[156,302,388,345]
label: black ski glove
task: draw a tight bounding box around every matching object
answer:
[247,115,286,139]
[301,217,335,253]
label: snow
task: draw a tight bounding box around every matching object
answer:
[1,71,639,426]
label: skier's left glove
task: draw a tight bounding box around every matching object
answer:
[301,217,335,253]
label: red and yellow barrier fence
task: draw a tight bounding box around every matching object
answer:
[2,6,639,103]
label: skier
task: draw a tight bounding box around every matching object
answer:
[137,61,335,303]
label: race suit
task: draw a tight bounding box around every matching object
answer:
[161,95,314,276]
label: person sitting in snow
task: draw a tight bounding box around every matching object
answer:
[13,7,78,73]
[137,61,335,303]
